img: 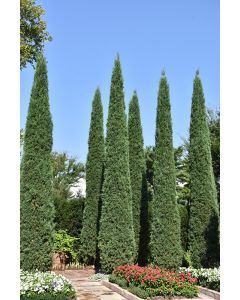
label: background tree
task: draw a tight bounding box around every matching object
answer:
[188,72,219,268]
[80,88,105,265]
[128,91,148,264]
[149,72,182,269]
[54,198,85,237]
[98,57,135,273]
[20,0,52,69]
[52,151,85,200]
[20,54,54,271]
[52,151,85,249]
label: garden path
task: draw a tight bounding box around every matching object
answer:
[55,269,127,300]
[55,269,216,300]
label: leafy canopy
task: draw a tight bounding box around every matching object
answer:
[20,0,52,69]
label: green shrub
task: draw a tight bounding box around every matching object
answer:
[109,274,128,288]
[54,197,85,238]
[182,250,193,268]
[128,285,150,299]
[109,274,117,284]
[53,230,79,263]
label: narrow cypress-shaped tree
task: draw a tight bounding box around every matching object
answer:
[20,54,54,271]
[128,91,148,264]
[188,71,219,268]
[149,72,182,269]
[98,56,135,273]
[80,88,104,265]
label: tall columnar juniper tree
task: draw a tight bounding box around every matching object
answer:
[98,56,135,273]
[20,54,55,271]
[128,91,149,265]
[80,88,105,265]
[150,72,182,269]
[188,71,219,268]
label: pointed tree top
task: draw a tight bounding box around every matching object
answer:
[161,69,166,77]
[196,69,200,76]
[95,86,101,94]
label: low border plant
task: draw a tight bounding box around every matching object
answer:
[20,270,76,299]
[110,265,199,299]
[179,267,220,291]
[89,273,109,281]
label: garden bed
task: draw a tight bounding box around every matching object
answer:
[179,267,220,292]
[108,265,199,299]
[20,270,76,300]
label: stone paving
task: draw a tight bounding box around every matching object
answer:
[55,269,126,300]
[55,269,215,300]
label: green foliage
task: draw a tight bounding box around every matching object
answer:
[188,72,219,268]
[178,204,189,252]
[128,91,148,264]
[80,88,105,265]
[52,152,85,200]
[149,72,182,269]
[54,197,85,237]
[20,54,54,271]
[182,250,193,268]
[20,128,25,160]
[207,108,220,205]
[98,56,135,273]
[174,145,190,205]
[128,285,150,299]
[109,275,128,288]
[145,146,154,188]
[20,0,52,69]
[53,230,79,263]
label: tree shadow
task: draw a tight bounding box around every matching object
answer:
[95,165,104,272]
[138,173,149,266]
[203,209,220,267]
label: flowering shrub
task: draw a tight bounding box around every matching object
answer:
[179,267,220,291]
[111,265,199,298]
[20,270,76,299]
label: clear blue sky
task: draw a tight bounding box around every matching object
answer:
[20,0,219,163]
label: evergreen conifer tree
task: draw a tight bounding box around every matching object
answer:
[80,88,104,265]
[128,92,148,264]
[188,72,219,267]
[149,72,182,269]
[98,56,135,273]
[20,54,54,271]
